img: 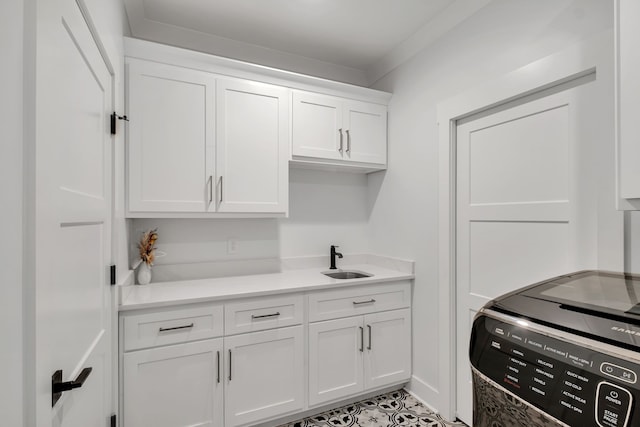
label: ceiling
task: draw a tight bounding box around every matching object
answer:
[124,0,491,85]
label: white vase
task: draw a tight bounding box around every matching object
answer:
[137,262,152,285]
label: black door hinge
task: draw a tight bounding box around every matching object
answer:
[110,265,116,286]
[110,414,116,427]
[110,112,129,135]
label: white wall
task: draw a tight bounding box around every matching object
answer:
[280,168,370,258]
[367,0,613,415]
[1,0,24,424]
[131,168,370,278]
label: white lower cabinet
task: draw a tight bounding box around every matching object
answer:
[363,309,412,390]
[224,326,304,426]
[308,308,411,407]
[121,282,411,426]
[123,338,224,427]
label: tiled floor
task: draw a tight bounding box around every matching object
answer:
[277,389,468,427]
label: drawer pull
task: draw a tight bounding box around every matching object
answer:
[158,323,194,332]
[353,299,376,305]
[216,351,220,384]
[251,312,281,320]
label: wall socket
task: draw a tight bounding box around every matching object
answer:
[227,238,238,254]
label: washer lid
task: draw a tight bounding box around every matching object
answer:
[489,271,640,351]
[520,271,640,318]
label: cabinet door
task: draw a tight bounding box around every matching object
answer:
[292,91,344,160]
[617,0,640,208]
[363,309,411,390]
[224,326,304,426]
[216,79,289,213]
[343,101,387,165]
[123,339,223,427]
[127,59,216,212]
[308,317,364,406]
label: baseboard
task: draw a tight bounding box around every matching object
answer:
[405,375,440,414]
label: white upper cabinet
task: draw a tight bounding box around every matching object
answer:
[616,0,640,210]
[216,79,289,213]
[344,100,387,165]
[126,59,289,217]
[291,92,343,161]
[292,91,387,171]
[124,38,391,215]
[127,59,215,213]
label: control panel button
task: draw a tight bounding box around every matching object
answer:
[600,362,637,384]
[596,382,633,427]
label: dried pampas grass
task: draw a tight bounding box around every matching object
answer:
[138,228,158,266]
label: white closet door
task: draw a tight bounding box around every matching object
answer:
[455,78,606,424]
[127,59,215,212]
[35,0,112,425]
[216,79,289,213]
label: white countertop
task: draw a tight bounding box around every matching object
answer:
[119,263,414,311]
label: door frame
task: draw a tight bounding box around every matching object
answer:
[435,32,609,420]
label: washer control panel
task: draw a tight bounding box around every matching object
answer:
[471,315,640,427]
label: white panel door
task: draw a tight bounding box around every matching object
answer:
[343,101,387,165]
[363,309,411,390]
[35,0,112,425]
[216,79,289,213]
[291,91,344,160]
[224,326,304,427]
[308,317,364,406]
[127,59,216,212]
[123,339,224,427]
[455,81,602,424]
[617,0,640,204]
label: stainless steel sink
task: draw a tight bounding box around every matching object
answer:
[322,270,372,279]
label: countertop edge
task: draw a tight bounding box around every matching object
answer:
[119,266,414,312]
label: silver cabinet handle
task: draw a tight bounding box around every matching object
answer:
[208,175,213,204]
[228,349,232,381]
[219,176,223,204]
[367,325,372,350]
[216,351,220,384]
[352,299,376,305]
[158,323,194,332]
[338,128,344,154]
[251,312,280,320]
[346,129,351,154]
[359,326,364,352]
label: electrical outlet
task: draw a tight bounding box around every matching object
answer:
[227,238,238,254]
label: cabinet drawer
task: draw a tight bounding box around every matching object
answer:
[308,281,411,322]
[123,304,224,351]
[225,294,303,335]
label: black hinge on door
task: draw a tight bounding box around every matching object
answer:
[110,265,116,286]
[110,414,116,427]
[110,112,129,135]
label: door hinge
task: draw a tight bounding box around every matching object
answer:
[110,265,116,286]
[110,414,116,427]
[110,112,129,135]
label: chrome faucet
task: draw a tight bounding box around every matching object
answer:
[330,245,343,270]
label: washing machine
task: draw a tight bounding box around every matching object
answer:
[470,270,640,427]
